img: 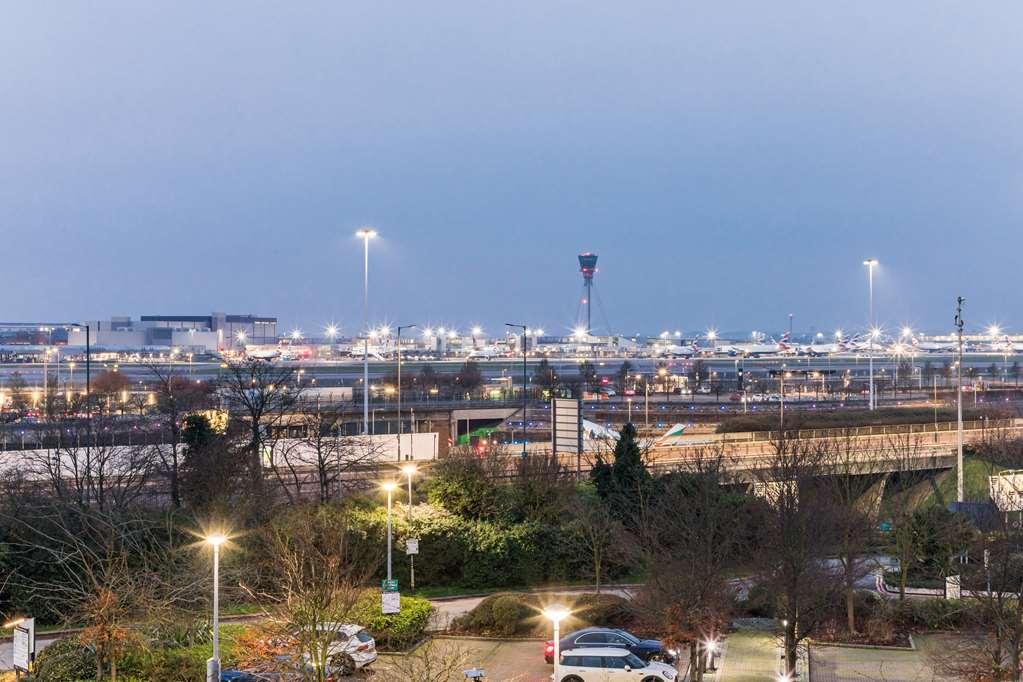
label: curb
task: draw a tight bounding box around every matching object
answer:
[426,583,641,603]
[431,634,545,642]
[809,634,916,652]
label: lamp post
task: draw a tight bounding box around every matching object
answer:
[325,324,339,358]
[396,325,417,461]
[505,323,528,458]
[205,533,227,682]
[955,297,966,504]
[382,481,397,581]
[357,228,377,434]
[401,463,417,592]
[543,605,570,682]
[863,259,878,410]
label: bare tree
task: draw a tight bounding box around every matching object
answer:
[821,432,888,634]
[751,435,841,676]
[8,504,200,681]
[240,504,377,682]
[632,447,747,681]
[266,401,383,504]
[567,484,631,594]
[19,416,156,512]
[217,358,303,507]
[376,640,474,682]
[144,361,215,508]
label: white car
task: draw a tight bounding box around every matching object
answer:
[314,623,378,675]
[556,647,678,681]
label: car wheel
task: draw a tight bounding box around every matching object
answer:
[641,677,662,682]
[332,654,356,676]
[561,676,584,682]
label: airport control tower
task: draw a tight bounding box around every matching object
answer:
[578,252,598,334]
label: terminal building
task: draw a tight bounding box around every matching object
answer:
[66,313,277,352]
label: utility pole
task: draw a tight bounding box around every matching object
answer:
[955,296,965,504]
[396,324,416,460]
[505,323,528,458]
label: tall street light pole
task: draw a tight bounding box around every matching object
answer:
[863,259,878,410]
[543,605,570,682]
[382,481,396,581]
[357,229,377,435]
[955,297,966,504]
[396,324,416,461]
[401,463,417,592]
[205,533,227,682]
[505,323,528,458]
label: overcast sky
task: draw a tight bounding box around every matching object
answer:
[3,2,1021,338]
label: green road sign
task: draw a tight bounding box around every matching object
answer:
[381,579,399,592]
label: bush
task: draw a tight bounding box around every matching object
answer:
[349,504,610,590]
[887,597,978,631]
[33,636,96,682]
[352,591,433,650]
[451,592,635,638]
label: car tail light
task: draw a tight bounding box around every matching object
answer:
[357,643,370,652]
[545,642,554,654]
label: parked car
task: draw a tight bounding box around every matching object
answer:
[545,627,676,664]
[555,647,678,681]
[316,623,378,674]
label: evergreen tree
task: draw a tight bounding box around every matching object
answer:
[591,422,650,519]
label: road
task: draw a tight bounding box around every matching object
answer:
[0,585,635,672]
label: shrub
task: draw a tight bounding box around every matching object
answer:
[32,635,96,682]
[451,592,635,637]
[351,591,433,650]
[348,504,608,590]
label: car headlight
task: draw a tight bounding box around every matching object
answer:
[662,670,676,680]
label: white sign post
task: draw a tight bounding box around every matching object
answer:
[12,617,34,674]
[552,398,583,475]
[381,590,401,615]
[945,575,962,600]
[990,470,1023,512]
[406,538,419,555]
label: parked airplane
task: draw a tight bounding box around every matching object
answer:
[799,340,849,356]
[467,345,506,359]
[911,337,957,353]
[717,333,793,357]
[655,340,699,358]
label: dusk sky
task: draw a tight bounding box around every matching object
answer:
[3,2,1021,338]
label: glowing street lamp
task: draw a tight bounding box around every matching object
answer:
[863,258,879,410]
[290,328,303,342]
[357,228,378,434]
[543,605,571,680]
[400,463,418,592]
[205,533,228,682]
[235,330,246,346]
[381,481,398,582]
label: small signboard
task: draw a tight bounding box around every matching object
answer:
[381,590,401,615]
[552,398,583,455]
[381,579,399,592]
[989,470,1023,512]
[12,617,34,672]
[945,575,962,600]
[406,538,419,556]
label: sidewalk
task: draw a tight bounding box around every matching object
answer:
[715,631,779,682]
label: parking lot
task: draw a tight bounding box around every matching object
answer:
[374,637,550,681]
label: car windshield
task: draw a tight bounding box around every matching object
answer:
[624,652,646,668]
[616,630,641,645]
